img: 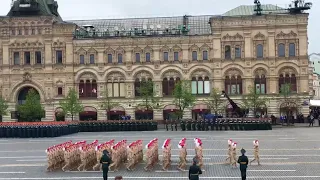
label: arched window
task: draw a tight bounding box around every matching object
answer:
[225,75,242,95]
[191,76,210,95]
[235,46,241,59]
[79,79,97,98]
[79,55,85,64]
[192,51,197,61]
[289,43,296,57]
[225,45,231,59]
[107,78,125,97]
[256,44,263,58]
[278,43,285,57]
[134,78,152,97]
[279,74,297,93]
[162,77,180,96]
[79,80,85,97]
[255,75,266,94]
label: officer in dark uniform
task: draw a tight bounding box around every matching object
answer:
[188,157,202,180]
[237,148,249,180]
[100,150,112,180]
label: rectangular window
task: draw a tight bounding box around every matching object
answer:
[289,43,296,57]
[198,81,204,94]
[79,55,85,64]
[191,81,197,94]
[31,29,35,35]
[56,50,63,64]
[57,87,63,95]
[118,54,122,63]
[35,51,42,64]
[203,51,208,60]
[108,54,113,63]
[204,81,210,94]
[164,52,169,61]
[146,52,151,62]
[12,30,15,35]
[235,46,241,58]
[25,29,28,35]
[174,52,179,61]
[135,53,140,63]
[24,52,31,64]
[113,83,119,97]
[89,54,95,64]
[119,82,125,97]
[225,46,231,59]
[192,51,197,61]
[14,52,20,65]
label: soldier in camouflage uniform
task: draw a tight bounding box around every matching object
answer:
[250,140,260,166]
[162,139,171,171]
[144,140,154,171]
[93,140,114,171]
[231,142,238,168]
[194,138,203,169]
[177,138,187,171]
[109,143,120,171]
[225,139,233,164]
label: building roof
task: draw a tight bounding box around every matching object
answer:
[222,4,286,16]
[70,15,213,36]
[7,0,62,21]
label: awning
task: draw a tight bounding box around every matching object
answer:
[192,104,208,110]
[310,100,320,107]
[163,105,178,110]
[83,106,97,112]
[110,106,125,112]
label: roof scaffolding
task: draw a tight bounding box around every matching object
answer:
[69,15,213,39]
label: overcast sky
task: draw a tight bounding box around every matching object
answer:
[0,0,318,53]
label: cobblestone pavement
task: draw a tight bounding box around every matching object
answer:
[1,127,320,179]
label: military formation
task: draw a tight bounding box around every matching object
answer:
[46,137,261,172]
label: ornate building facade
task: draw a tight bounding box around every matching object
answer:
[0,0,312,122]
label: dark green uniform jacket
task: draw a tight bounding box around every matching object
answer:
[237,155,249,180]
[100,154,112,180]
[188,164,202,180]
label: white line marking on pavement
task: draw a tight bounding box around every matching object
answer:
[248,170,296,172]
[278,138,296,140]
[0,156,46,159]
[29,140,57,142]
[16,159,46,162]
[0,164,45,167]
[0,172,25,174]
[155,170,180,173]
[2,176,320,179]
[0,150,44,153]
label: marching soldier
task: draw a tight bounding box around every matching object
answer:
[93,144,103,171]
[46,146,54,171]
[177,138,187,171]
[109,143,120,171]
[237,148,249,180]
[126,142,135,171]
[225,139,233,164]
[194,138,203,169]
[231,142,237,168]
[162,139,171,171]
[250,140,260,165]
[144,141,154,171]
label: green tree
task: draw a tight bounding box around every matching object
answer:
[279,83,299,126]
[17,89,45,122]
[100,90,120,120]
[0,96,9,120]
[136,81,161,118]
[59,88,83,121]
[204,88,224,115]
[173,80,195,120]
[242,86,269,118]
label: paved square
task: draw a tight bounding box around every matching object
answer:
[0,127,320,179]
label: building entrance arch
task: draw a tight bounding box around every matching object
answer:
[17,86,39,105]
